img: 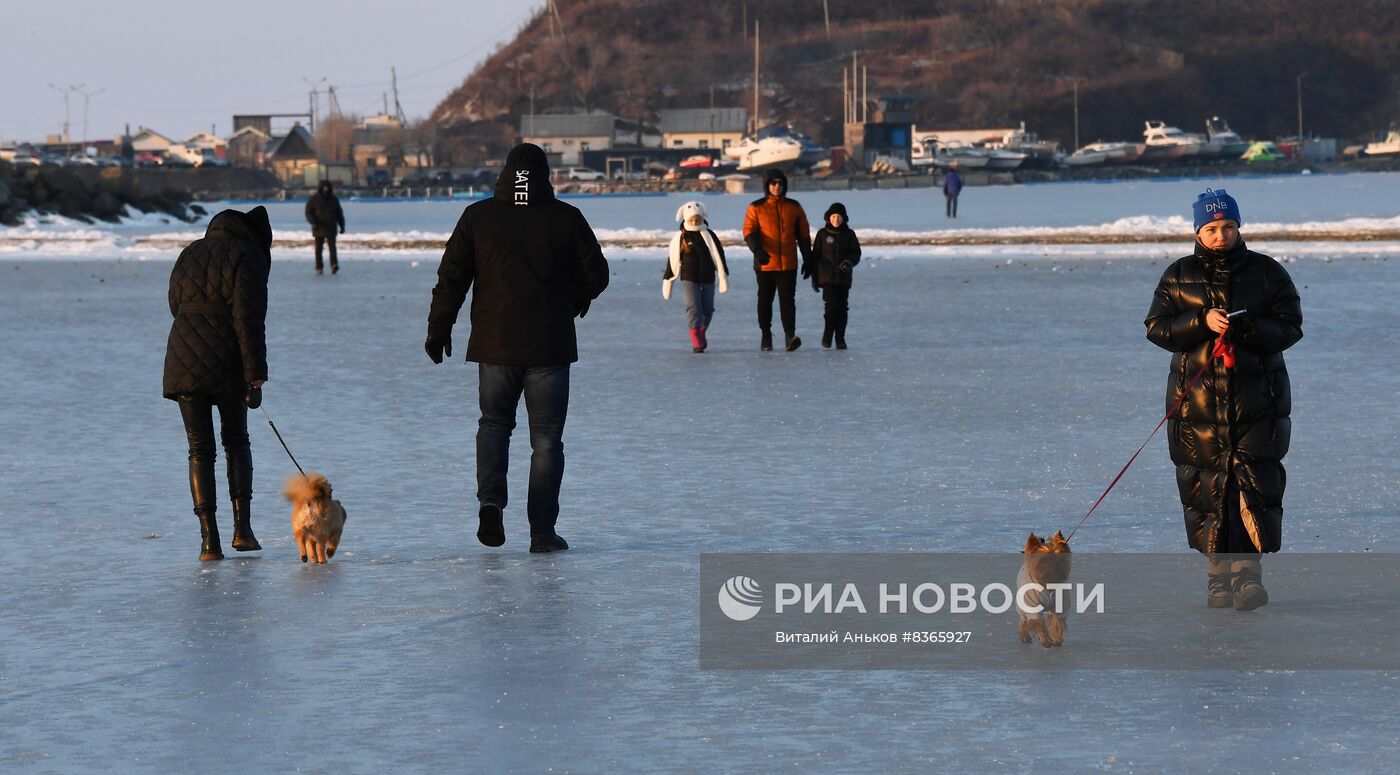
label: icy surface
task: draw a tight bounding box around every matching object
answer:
[5,171,1400,257]
[2,198,1400,771]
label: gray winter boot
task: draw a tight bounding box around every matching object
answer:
[1231,557,1268,611]
[1206,556,1233,608]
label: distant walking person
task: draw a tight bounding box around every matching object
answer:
[662,200,729,353]
[1145,188,1302,610]
[809,202,862,349]
[163,206,272,561]
[425,143,610,553]
[743,168,812,351]
[305,180,345,274]
[942,162,963,218]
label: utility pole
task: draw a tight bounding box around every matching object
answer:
[1296,71,1308,142]
[1071,77,1087,151]
[74,86,105,153]
[303,76,326,132]
[753,19,760,134]
[391,67,406,127]
[823,0,830,39]
[48,83,80,149]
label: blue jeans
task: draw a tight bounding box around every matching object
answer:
[476,364,570,536]
[681,280,716,330]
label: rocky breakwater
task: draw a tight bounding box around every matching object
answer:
[0,166,285,226]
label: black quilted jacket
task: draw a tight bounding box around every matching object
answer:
[162,207,272,399]
[1145,240,1302,554]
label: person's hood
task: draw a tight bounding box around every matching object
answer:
[206,206,273,251]
[494,143,555,205]
[676,200,708,231]
[762,167,788,197]
[823,202,849,228]
[317,180,334,196]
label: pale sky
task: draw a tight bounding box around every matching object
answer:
[2,0,546,144]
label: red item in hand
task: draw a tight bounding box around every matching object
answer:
[1212,336,1235,369]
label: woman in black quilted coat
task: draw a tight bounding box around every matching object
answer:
[1145,189,1302,610]
[163,206,272,560]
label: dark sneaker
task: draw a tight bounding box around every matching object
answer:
[785,335,802,352]
[760,331,773,351]
[821,330,833,348]
[331,264,339,275]
[529,534,570,553]
[315,268,324,276]
[835,335,847,350]
[477,503,505,547]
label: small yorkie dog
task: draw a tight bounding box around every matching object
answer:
[283,473,347,564]
[1016,531,1072,648]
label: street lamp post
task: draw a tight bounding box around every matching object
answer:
[1072,78,1088,151]
[1296,72,1308,143]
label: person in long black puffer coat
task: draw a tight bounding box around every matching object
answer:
[304,180,345,274]
[163,206,272,561]
[1145,188,1302,611]
[809,202,861,349]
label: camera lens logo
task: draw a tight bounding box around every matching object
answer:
[718,576,763,621]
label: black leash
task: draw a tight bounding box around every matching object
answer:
[260,406,307,478]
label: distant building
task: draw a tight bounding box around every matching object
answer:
[351,114,404,175]
[265,124,318,182]
[183,132,227,159]
[226,126,270,168]
[131,128,175,155]
[844,96,915,168]
[658,108,748,151]
[613,117,663,149]
[520,111,615,165]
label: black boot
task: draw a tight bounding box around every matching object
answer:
[760,329,773,352]
[231,498,261,552]
[478,503,505,547]
[785,334,802,352]
[529,534,570,553]
[835,329,847,350]
[196,504,223,561]
[1206,556,1232,608]
[1231,558,1268,611]
[821,323,833,349]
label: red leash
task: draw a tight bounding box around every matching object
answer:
[1065,335,1233,541]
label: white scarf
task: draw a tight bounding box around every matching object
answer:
[662,224,728,299]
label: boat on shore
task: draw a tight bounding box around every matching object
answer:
[1141,121,1206,162]
[1066,141,1145,166]
[722,133,803,172]
[1205,117,1250,158]
[992,123,1059,168]
[1363,130,1400,157]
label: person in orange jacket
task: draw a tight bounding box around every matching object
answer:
[742,168,812,351]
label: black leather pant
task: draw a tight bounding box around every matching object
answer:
[178,393,251,518]
[755,268,797,336]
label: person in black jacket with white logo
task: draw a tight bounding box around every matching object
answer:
[304,180,345,275]
[163,206,272,561]
[1145,188,1302,611]
[809,202,861,349]
[425,143,610,553]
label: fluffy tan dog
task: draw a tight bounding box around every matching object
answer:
[1016,531,1072,648]
[282,473,347,564]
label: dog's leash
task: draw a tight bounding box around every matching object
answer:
[1065,334,1234,541]
[260,406,308,478]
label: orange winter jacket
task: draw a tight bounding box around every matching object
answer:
[742,195,812,272]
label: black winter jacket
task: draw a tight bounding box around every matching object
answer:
[663,229,728,284]
[1145,240,1302,554]
[811,225,861,288]
[163,207,272,399]
[304,189,345,238]
[427,146,610,366]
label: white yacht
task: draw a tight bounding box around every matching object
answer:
[1066,141,1145,166]
[1363,130,1400,157]
[723,134,803,171]
[1142,121,1212,162]
[993,123,1058,168]
[1205,117,1250,158]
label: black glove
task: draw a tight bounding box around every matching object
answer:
[339,226,345,235]
[752,249,766,271]
[800,262,812,280]
[576,299,591,319]
[425,332,451,364]
[245,384,262,409]
[839,260,852,273]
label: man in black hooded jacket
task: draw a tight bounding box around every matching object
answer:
[304,180,345,274]
[425,143,610,553]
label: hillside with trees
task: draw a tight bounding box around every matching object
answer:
[428,0,1400,164]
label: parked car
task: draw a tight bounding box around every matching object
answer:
[134,152,164,167]
[199,150,230,167]
[63,154,97,167]
[398,174,429,188]
[432,170,455,186]
[98,155,131,167]
[365,169,392,187]
[564,166,606,181]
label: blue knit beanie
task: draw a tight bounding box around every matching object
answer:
[1192,188,1241,232]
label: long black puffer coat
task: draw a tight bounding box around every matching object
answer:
[304,183,345,239]
[163,207,272,399]
[428,144,610,366]
[1145,240,1302,554]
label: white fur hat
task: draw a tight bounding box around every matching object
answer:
[675,200,708,225]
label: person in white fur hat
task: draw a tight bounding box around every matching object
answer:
[662,200,729,352]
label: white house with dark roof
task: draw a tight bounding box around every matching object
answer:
[520,111,615,165]
[658,108,748,151]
